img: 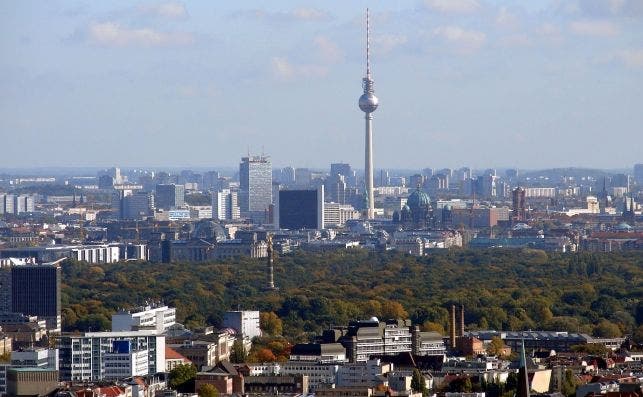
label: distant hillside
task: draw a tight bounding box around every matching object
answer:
[61,249,642,341]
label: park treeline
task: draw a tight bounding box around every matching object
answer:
[61,248,642,341]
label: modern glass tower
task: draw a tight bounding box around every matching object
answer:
[239,155,272,223]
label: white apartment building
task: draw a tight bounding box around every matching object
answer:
[112,304,176,333]
[248,361,340,392]
[222,311,261,340]
[323,203,360,228]
[58,330,165,381]
[335,359,392,388]
[524,188,556,198]
[71,244,120,264]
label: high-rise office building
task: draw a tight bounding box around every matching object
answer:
[0,266,11,313]
[325,174,347,204]
[635,164,643,184]
[512,187,526,222]
[120,192,154,220]
[212,189,240,221]
[331,163,351,178]
[331,163,356,187]
[11,264,61,332]
[239,155,272,223]
[155,184,185,210]
[0,194,15,215]
[281,167,296,185]
[14,195,35,214]
[294,168,311,187]
[278,187,324,230]
[202,171,220,191]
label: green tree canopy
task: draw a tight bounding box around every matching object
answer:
[197,384,219,397]
[169,363,197,391]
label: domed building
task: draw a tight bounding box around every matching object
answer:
[394,187,433,229]
[192,220,227,242]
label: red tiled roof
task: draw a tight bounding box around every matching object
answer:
[96,386,125,397]
[166,346,191,362]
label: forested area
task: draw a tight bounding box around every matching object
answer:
[61,249,643,342]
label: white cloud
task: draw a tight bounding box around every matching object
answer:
[374,34,408,55]
[432,26,486,52]
[570,19,618,37]
[314,36,343,64]
[271,57,327,81]
[234,7,330,22]
[616,49,643,67]
[88,22,193,47]
[495,7,519,29]
[292,7,330,21]
[138,2,187,19]
[498,34,531,47]
[424,0,480,14]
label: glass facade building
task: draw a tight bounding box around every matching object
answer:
[239,156,272,221]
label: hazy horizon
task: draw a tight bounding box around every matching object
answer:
[2,1,642,169]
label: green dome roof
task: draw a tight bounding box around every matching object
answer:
[407,188,430,210]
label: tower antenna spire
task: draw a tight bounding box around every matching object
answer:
[366,8,371,79]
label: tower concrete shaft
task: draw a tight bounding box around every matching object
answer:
[365,113,374,219]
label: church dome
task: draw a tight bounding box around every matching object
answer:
[407,188,430,211]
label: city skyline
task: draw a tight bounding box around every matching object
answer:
[1,1,642,169]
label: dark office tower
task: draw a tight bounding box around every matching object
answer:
[331,163,351,179]
[278,187,324,230]
[505,169,518,180]
[325,173,347,204]
[202,171,220,191]
[11,265,61,332]
[0,267,10,312]
[379,170,389,187]
[239,155,272,223]
[121,192,154,220]
[635,164,643,184]
[409,174,425,189]
[155,184,185,210]
[512,187,526,222]
[97,174,115,189]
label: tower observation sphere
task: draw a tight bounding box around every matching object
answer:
[359,92,379,113]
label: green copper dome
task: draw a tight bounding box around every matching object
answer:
[407,187,430,210]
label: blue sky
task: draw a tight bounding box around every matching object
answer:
[1,0,642,170]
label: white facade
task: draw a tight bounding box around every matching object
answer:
[72,244,120,264]
[324,203,360,227]
[524,188,556,198]
[248,362,340,392]
[11,348,59,370]
[222,311,261,340]
[103,348,149,380]
[58,330,165,382]
[112,304,176,332]
[190,206,212,219]
[213,189,241,221]
[336,359,391,388]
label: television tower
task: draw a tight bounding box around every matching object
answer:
[358,8,379,219]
